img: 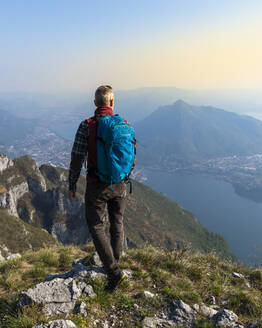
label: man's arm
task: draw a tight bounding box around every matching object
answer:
[68,120,89,198]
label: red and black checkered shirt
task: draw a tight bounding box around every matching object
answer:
[68,120,89,191]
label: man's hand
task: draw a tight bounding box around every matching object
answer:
[67,190,76,202]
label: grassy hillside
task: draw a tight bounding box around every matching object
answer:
[0,245,261,327]
[0,210,58,255]
[124,180,232,259]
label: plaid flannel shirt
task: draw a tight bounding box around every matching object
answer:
[68,120,89,191]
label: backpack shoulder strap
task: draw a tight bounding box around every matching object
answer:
[113,114,129,125]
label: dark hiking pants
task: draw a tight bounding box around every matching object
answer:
[85,180,126,277]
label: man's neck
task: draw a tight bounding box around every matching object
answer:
[95,106,113,117]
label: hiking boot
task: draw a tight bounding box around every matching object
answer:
[105,271,127,292]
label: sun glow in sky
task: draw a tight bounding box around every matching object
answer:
[1,0,262,92]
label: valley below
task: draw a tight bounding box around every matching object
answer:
[134,153,262,203]
[135,166,262,265]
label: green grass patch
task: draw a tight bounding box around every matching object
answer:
[187,265,203,282]
[38,250,59,267]
[1,304,47,328]
[227,292,261,317]
[0,258,23,275]
[58,248,73,271]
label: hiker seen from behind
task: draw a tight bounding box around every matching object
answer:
[68,85,136,291]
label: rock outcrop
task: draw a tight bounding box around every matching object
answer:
[19,257,132,321]
[142,300,243,328]
[0,155,91,245]
[212,309,243,328]
[0,153,13,173]
[0,249,5,262]
[33,320,76,328]
[0,244,21,262]
[0,182,29,216]
[143,300,197,327]
[19,261,103,317]
[19,277,82,316]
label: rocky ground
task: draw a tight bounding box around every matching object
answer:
[0,245,261,327]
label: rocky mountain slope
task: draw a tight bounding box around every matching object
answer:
[135,100,262,166]
[0,209,58,261]
[0,245,261,327]
[0,153,234,260]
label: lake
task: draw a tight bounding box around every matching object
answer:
[144,170,262,264]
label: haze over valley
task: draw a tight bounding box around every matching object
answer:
[2,93,262,202]
[1,92,262,263]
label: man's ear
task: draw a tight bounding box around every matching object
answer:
[110,98,114,107]
[94,100,97,107]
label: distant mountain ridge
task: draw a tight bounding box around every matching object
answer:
[135,100,262,166]
[0,153,235,260]
[0,108,36,146]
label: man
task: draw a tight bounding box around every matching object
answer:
[68,85,128,291]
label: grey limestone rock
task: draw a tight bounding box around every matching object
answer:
[47,189,89,245]
[20,278,81,304]
[74,302,88,317]
[0,154,13,173]
[0,182,29,217]
[33,320,76,328]
[143,291,156,298]
[102,321,109,328]
[20,265,105,316]
[0,245,22,262]
[142,299,197,328]
[43,302,76,316]
[72,257,84,266]
[83,267,106,280]
[0,250,5,262]
[249,323,259,328]
[6,253,21,260]
[19,277,82,316]
[45,265,106,282]
[169,299,197,326]
[206,295,216,305]
[91,252,103,266]
[45,271,73,282]
[192,303,217,318]
[76,280,95,296]
[81,284,96,298]
[142,317,175,328]
[27,173,46,194]
[212,309,240,328]
[232,272,245,279]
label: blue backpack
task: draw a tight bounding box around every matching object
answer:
[96,115,135,185]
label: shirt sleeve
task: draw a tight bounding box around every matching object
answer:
[68,120,89,191]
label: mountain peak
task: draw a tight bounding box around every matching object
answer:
[173,99,189,107]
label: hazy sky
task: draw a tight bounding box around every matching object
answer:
[1,0,262,92]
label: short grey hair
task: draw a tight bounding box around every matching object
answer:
[95,85,114,106]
